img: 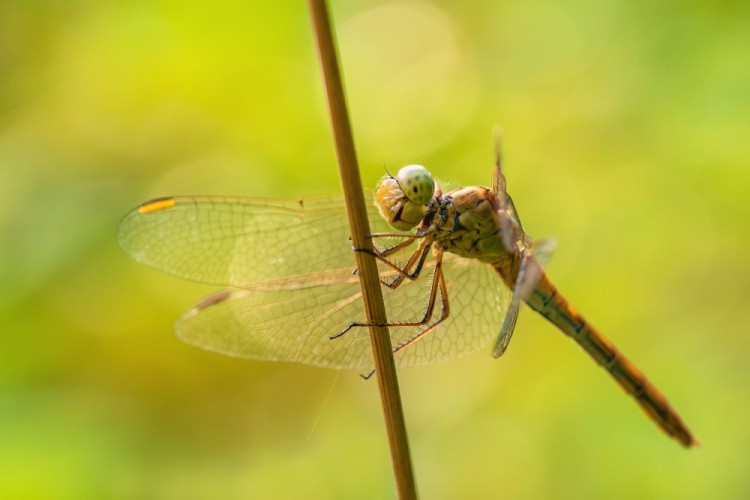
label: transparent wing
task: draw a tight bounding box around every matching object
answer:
[176,251,510,370]
[120,193,514,370]
[387,253,511,368]
[118,195,359,287]
[492,237,557,358]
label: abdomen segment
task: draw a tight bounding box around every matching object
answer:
[527,274,697,447]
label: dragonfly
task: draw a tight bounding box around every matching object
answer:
[118,142,697,448]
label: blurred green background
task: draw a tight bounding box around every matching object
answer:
[1,0,748,498]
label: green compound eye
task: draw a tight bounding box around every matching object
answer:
[396,164,435,206]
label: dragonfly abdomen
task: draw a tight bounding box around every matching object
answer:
[526,274,697,447]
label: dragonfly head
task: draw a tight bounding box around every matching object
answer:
[375,165,435,231]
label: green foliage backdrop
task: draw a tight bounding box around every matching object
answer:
[1,1,748,498]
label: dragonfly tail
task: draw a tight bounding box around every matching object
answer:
[527,274,698,448]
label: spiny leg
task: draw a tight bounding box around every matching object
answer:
[360,250,450,379]
[330,248,445,340]
[349,231,422,278]
[357,234,434,289]
[369,232,420,257]
[392,253,450,355]
[378,238,433,289]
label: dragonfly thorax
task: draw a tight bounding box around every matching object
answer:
[433,186,513,262]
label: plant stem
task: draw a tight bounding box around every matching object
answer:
[307,1,417,498]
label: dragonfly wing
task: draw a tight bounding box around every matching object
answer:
[176,250,513,369]
[492,237,557,358]
[528,237,557,271]
[491,129,506,195]
[118,193,389,287]
[491,133,524,247]
[175,267,382,369]
[121,191,518,368]
[382,253,513,367]
[493,299,520,359]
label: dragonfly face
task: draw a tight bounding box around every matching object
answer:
[374,164,435,231]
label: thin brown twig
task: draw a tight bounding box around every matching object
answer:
[307,1,417,498]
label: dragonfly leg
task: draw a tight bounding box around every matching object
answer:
[379,238,433,289]
[351,230,424,272]
[366,226,434,253]
[368,233,420,258]
[355,237,434,289]
[348,232,417,274]
[342,252,450,380]
[330,248,446,341]
[392,255,450,355]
